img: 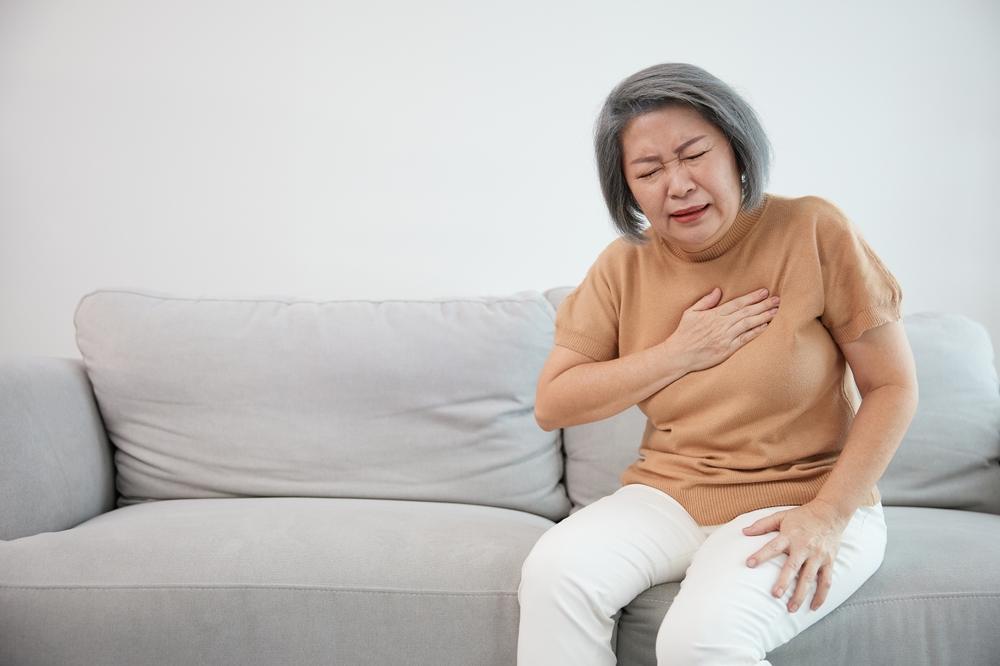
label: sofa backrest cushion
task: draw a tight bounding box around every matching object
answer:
[549,284,1000,516]
[878,313,1000,514]
[75,290,571,521]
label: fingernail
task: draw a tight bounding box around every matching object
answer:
[772,297,780,305]
[774,587,783,597]
[759,289,768,297]
[770,308,778,314]
[789,603,799,613]
[747,558,756,567]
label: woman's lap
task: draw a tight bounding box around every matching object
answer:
[517,484,887,666]
[517,485,707,666]
[656,503,886,666]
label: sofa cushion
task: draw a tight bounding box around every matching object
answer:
[614,506,1000,666]
[879,313,1000,514]
[0,356,116,540]
[75,290,570,520]
[0,497,553,666]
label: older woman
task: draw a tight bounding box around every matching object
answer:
[517,64,918,666]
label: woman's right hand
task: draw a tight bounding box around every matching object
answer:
[534,287,778,431]
[662,287,780,374]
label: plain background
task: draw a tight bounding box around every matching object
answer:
[1,0,998,372]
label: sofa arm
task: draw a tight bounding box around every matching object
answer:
[0,355,116,540]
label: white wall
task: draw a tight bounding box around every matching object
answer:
[2,0,999,370]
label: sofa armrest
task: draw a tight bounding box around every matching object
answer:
[0,355,116,540]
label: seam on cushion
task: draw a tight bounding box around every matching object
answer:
[74,289,558,357]
[0,584,517,597]
[630,591,1000,607]
[77,289,551,310]
[839,592,1000,609]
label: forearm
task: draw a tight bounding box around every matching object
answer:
[534,342,688,431]
[813,381,918,524]
[535,286,779,432]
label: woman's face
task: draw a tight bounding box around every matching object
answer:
[620,105,743,252]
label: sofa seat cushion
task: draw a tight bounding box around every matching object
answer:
[0,497,553,666]
[614,506,1000,666]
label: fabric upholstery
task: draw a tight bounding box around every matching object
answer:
[879,313,1000,513]
[5,287,995,665]
[615,506,1000,666]
[0,497,553,666]
[562,405,646,513]
[0,355,115,541]
[74,289,570,521]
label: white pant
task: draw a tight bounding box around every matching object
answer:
[517,484,886,666]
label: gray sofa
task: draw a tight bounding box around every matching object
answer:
[1,288,998,666]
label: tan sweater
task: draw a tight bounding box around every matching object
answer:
[555,195,902,525]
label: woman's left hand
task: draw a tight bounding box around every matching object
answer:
[742,500,850,613]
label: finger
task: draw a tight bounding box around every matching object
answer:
[810,565,835,611]
[746,533,789,568]
[689,287,723,311]
[723,297,782,331]
[788,560,821,612]
[742,511,783,537]
[731,307,779,335]
[772,551,806,600]
[717,288,771,315]
[729,321,770,351]
[725,310,777,348]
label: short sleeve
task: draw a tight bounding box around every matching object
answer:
[815,201,903,344]
[553,243,625,362]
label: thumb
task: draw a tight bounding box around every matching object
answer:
[690,287,722,311]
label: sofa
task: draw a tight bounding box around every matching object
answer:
[1,287,998,666]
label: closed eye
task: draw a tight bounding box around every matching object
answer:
[683,150,708,161]
[638,166,662,179]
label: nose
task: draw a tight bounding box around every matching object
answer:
[665,162,696,199]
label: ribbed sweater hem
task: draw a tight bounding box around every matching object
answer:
[554,328,617,362]
[830,303,902,344]
[620,471,879,525]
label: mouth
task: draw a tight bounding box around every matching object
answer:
[670,204,709,224]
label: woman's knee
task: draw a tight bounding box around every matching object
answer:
[656,614,765,666]
[519,529,569,591]
[520,523,613,590]
[654,576,775,666]
[518,541,621,636]
[519,521,642,617]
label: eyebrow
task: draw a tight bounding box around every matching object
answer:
[628,135,707,166]
[674,135,707,154]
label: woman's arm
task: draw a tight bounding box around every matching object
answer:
[744,319,918,612]
[534,287,780,431]
[815,320,918,521]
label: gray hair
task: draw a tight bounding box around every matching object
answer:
[595,63,772,243]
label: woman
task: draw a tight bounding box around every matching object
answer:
[517,63,918,666]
